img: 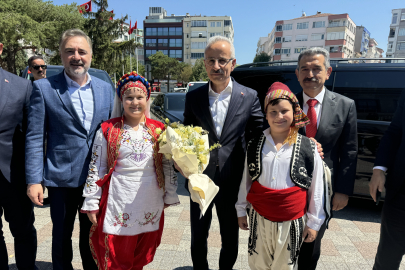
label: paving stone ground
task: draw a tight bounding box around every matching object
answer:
[3,175,405,269]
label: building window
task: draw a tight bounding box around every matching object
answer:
[145,50,156,57]
[191,42,207,49]
[169,39,182,47]
[283,24,292,31]
[329,20,341,27]
[275,37,281,43]
[329,46,341,53]
[388,41,393,52]
[191,52,204,59]
[399,28,405,36]
[397,42,405,50]
[281,48,290,54]
[224,20,231,26]
[274,49,281,55]
[186,34,189,38]
[124,35,128,41]
[176,27,182,35]
[210,32,221,37]
[187,23,189,27]
[159,50,168,55]
[158,39,168,47]
[392,13,398,24]
[296,22,309,29]
[296,35,308,41]
[169,50,182,58]
[157,27,168,36]
[210,22,215,27]
[216,22,221,27]
[282,36,291,42]
[389,28,396,38]
[119,34,123,39]
[294,47,306,54]
[192,20,207,27]
[401,13,405,20]
[311,34,324,41]
[312,21,325,28]
[276,25,282,31]
[327,32,345,40]
[145,39,157,47]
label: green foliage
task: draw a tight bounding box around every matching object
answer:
[112,55,145,79]
[0,0,85,74]
[148,51,180,90]
[253,52,271,63]
[173,62,192,86]
[190,58,208,81]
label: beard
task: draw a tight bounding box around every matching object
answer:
[62,59,91,77]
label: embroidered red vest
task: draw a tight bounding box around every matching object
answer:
[95,116,165,191]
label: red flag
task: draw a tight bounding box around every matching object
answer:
[130,21,137,35]
[78,1,91,13]
[128,20,132,35]
[109,10,113,20]
[134,21,137,30]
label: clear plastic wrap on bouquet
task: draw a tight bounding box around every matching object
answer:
[158,125,219,216]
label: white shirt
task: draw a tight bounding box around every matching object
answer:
[236,128,325,231]
[208,80,233,137]
[64,71,94,133]
[302,87,326,129]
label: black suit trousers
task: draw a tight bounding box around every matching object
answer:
[190,168,239,270]
[0,171,37,270]
[373,191,405,270]
[47,186,97,270]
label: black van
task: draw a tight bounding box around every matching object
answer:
[21,65,115,92]
[231,60,405,199]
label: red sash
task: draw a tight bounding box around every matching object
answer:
[246,181,307,222]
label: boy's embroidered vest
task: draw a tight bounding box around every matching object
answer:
[96,116,165,191]
[247,134,315,189]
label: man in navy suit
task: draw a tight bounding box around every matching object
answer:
[0,42,38,270]
[182,36,264,270]
[25,29,114,270]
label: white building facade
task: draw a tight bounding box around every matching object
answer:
[387,8,405,60]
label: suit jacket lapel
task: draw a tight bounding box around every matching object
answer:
[221,81,244,140]
[296,91,306,136]
[198,84,218,141]
[0,69,11,119]
[89,77,101,135]
[54,72,86,130]
[315,88,336,142]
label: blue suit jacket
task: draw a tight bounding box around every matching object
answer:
[25,71,114,188]
[183,78,264,201]
[0,68,32,183]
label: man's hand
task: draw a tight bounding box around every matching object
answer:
[174,161,187,178]
[332,192,349,211]
[238,216,249,230]
[302,225,318,242]
[309,137,324,159]
[27,184,44,206]
[369,169,386,202]
[87,212,98,225]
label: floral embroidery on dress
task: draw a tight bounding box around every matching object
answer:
[85,144,102,194]
[113,213,131,227]
[121,125,154,167]
[136,210,161,226]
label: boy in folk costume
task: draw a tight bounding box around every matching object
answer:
[236,82,330,270]
[81,72,180,270]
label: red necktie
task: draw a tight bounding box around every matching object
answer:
[306,99,318,138]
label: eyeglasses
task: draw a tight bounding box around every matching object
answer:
[204,58,233,67]
[32,65,47,70]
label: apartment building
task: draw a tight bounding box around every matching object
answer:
[113,23,145,64]
[256,12,357,62]
[354,26,370,56]
[183,14,234,65]
[387,8,405,59]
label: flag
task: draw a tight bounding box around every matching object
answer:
[130,21,137,35]
[109,10,113,20]
[128,20,132,35]
[78,1,91,13]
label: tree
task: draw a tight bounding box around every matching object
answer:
[190,58,208,82]
[173,63,192,86]
[0,0,85,74]
[82,0,140,74]
[112,55,145,79]
[253,52,271,63]
[148,51,180,91]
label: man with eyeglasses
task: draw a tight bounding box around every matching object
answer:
[182,36,264,270]
[0,42,38,269]
[28,55,47,82]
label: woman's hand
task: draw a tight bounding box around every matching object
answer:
[87,212,98,225]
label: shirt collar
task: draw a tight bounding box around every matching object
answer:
[263,127,291,150]
[208,79,233,96]
[303,87,325,105]
[64,70,92,88]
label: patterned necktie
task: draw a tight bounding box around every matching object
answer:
[306,99,318,138]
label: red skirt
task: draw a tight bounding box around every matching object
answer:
[90,176,164,270]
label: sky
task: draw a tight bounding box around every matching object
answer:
[52,0,404,65]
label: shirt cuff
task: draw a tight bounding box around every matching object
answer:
[81,198,100,212]
[236,207,248,218]
[373,166,387,172]
[306,215,324,231]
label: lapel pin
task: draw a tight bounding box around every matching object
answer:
[5,79,9,83]
[241,92,244,96]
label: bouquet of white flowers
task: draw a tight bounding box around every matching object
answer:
[157,119,220,216]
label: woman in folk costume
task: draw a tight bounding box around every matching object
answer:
[81,71,180,270]
[236,82,329,270]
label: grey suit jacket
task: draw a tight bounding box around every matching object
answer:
[183,78,264,201]
[297,88,358,195]
[0,68,32,183]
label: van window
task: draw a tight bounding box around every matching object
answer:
[333,71,405,121]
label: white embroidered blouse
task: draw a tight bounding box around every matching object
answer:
[81,123,179,236]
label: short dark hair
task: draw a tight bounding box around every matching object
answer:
[265,98,294,113]
[28,55,44,67]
